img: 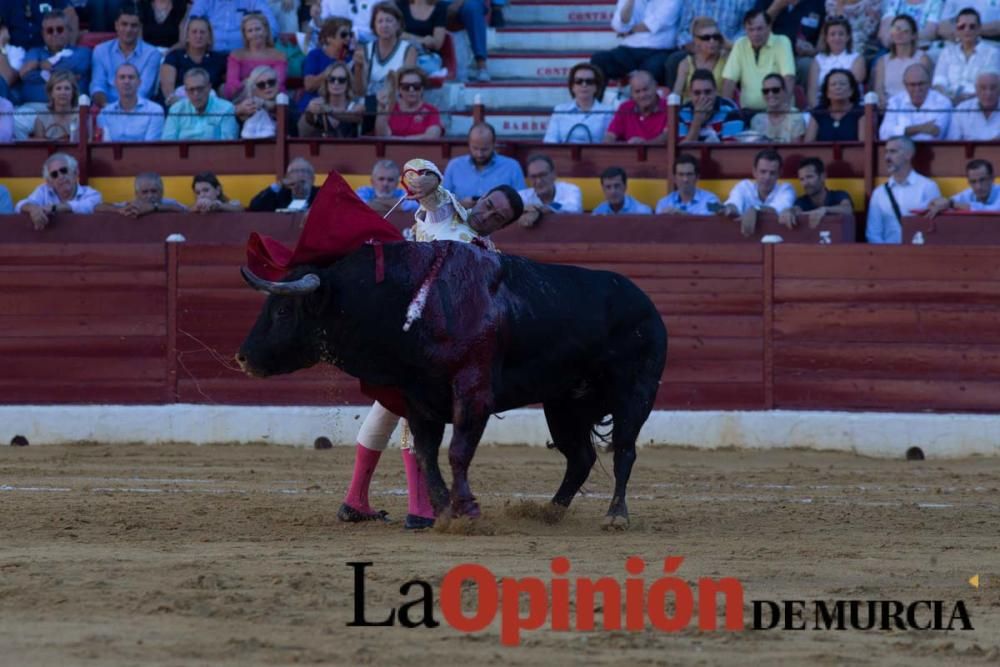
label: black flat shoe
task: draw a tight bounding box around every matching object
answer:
[404,514,435,530]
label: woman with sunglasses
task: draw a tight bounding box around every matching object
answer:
[30,71,80,142]
[191,172,243,213]
[672,17,728,103]
[298,62,364,137]
[137,0,186,49]
[873,14,932,108]
[160,17,226,107]
[543,62,613,143]
[224,13,287,100]
[805,68,865,141]
[807,17,865,106]
[374,66,442,138]
[299,17,357,114]
[750,73,806,143]
[235,65,281,138]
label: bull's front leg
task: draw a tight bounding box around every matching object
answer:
[448,367,493,518]
[407,416,448,516]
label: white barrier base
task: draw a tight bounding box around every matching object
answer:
[2,405,999,458]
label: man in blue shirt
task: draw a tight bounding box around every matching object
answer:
[89,6,161,107]
[96,63,164,141]
[1,0,76,49]
[17,11,91,103]
[678,69,744,142]
[655,154,721,214]
[0,184,13,214]
[355,159,419,216]
[592,166,652,215]
[443,123,525,207]
[187,0,279,53]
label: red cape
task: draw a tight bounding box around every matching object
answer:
[245,170,408,416]
[246,170,404,281]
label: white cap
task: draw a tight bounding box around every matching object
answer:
[276,92,290,106]
[78,94,91,107]
[473,93,483,105]
[760,235,784,244]
[863,91,879,106]
[166,233,187,243]
[667,92,681,106]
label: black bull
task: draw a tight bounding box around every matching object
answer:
[237,240,667,528]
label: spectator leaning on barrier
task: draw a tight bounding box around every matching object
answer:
[442,122,525,208]
[932,8,1000,106]
[927,159,1000,217]
[159,17,227,107]
[90,5,161,108]
[605,69,668,144]
[866,135,941,244]
[591,0,682,86]
[94,172,187,217]
[191,171,243,213]
[186,0,279,53]
[96,62,165,141]
[517,154,582,218]
[778,157,853,229]
[656,154,721,215]
[592,166,652,215]
[249,158,319,212]
[544,63,613,144]
[17,11,91,105]
[15,153,103,230]
[678,69,744,143]
[722,9,795,113]
[356,158,419,215]
[804,68,865,142]
[947,71,1000,140]
[161,68,239,140]
[720,148,796,237]
[879,63,952,142]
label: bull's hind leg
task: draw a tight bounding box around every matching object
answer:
[603,374,660,530]
[543,400,597,514]
[446,366,494,518]
[407,417,448,517]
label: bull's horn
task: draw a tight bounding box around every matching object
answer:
[240,266,321,295]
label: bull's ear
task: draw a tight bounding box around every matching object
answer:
[241,266,321,295]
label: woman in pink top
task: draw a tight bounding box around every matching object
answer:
[223,13,287,100]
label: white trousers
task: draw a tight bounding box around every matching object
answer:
[356,401,403,451]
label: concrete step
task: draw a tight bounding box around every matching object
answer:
[487,51,593,80]
[505,1,615,25]
[488,25,617,51]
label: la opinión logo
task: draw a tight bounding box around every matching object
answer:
[347,557,973,646]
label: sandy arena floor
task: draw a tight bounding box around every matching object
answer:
[0,442,998,666]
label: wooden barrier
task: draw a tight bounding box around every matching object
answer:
[2,213,1000,412]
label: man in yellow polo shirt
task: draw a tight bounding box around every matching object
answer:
[721,9,795,112]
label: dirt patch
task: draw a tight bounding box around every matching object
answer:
[0,443,998,665]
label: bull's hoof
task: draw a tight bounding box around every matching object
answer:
[601,513,630,531]
[451,497,481,519]
[337,503,390,523]
[542,503,568,524]
[404,514,436,530]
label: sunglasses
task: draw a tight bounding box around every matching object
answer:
[399,82,422,91]
[48,166,70,179]
[762,86,783,95]
[696,33,724,42]
[45,25,65,35]
[337,30,351,38]
[328,75,348,83]
[573,77,596,85]
[255,78,278,89]
[956,23,979,31]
